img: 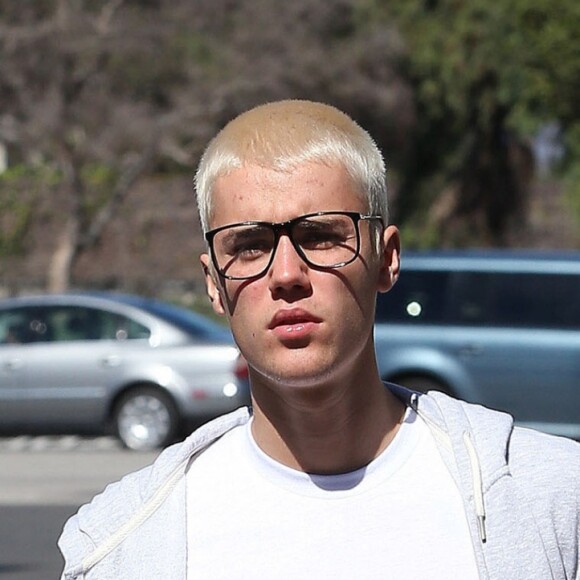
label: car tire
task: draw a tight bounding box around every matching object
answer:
[394,376,451,395]
[114,386,179,451]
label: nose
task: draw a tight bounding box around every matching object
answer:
[267,234,311,294]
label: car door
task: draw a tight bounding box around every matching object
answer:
[446,271,580,437]
[0,308,30,427]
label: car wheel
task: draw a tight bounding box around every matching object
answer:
[395,376,450,395]
[114,387,179,451]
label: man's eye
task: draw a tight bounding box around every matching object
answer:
[302,232,340,247]
[230,238,272,258]
[297,227,346,249]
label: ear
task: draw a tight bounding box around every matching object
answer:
[377,225,401,293]
[200,253,226,316]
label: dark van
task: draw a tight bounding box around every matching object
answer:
[375,250,580,439]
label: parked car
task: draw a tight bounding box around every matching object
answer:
[375,250,580,439]
[0,292,249,450]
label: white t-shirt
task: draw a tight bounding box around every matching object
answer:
[186,409,479,579]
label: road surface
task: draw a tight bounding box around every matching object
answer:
[0,436,159,580]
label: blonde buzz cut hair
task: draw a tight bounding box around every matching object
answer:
[195,100,388,233]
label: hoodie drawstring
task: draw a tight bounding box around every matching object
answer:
[409,393,487,544]
[463,431,487,543]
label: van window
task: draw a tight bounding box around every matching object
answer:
[375,271,450,324]
[377,269,580,330]
[450,272,580,329]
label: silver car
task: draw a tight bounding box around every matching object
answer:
[0,292,247,450]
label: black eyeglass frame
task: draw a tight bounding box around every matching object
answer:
[204,211,384,280]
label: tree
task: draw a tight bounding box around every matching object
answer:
[0,0,203,291]
[183,0,416,168]
[359,0,580,246]
[6,0,575,294]
[1,0,417,293]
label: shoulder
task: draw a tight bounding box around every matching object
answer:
[58,438,187,574]
[72,407,251,524]
[509,424,580,460]
[507,427,580,565]
[424,391,579,563]
[508,426,580,495]
[58,408,251,577]
[414,387,580,496]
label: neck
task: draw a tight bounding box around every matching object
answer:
[248,359,405,475]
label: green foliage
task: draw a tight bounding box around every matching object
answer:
[0,194,32,256]
[80,163,116,188]
[0,165,48,256]
[510,0,580,127]
[357,0,579,244]
[399,221,441,250]
[1,0,578,292]
[364,0,579,133]
[178,32,218,69]
[79,163,117,218]
[563,162,580,231]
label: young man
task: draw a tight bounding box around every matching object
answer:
[59,101,579,579]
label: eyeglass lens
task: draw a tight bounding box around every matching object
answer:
[212,213,360,279]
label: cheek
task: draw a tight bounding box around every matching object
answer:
[343,287,376,331]
[335,258,379,309]
[226,282,265,331]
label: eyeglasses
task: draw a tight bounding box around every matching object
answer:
[205,211,383,280]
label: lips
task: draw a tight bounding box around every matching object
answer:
[268,308,322,330]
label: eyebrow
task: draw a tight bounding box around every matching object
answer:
[219,224,270,244]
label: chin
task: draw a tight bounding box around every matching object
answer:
[245,339,358,387]
[254,357,344,389]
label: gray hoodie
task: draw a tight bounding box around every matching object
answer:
[58,386,580,579]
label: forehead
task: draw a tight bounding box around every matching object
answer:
[208,162,366,228]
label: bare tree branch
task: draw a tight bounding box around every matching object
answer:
[79,138,159,250]
[95,0,125,35]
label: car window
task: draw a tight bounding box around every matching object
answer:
[138,299,232,342]
[378,269,580,330]
[375,271,450,324]
[450,272,580,329]
[0,307,53,343]
[0,309,37,344]
[97,309,151,340]
[0,305,151,343]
